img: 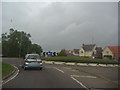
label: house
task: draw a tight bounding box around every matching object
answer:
[65,50,74,56]
[79,44,102,58]
[102,46,120,60]
[73,49,79,56]
[95,47,103,58]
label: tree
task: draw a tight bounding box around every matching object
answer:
[0,42,2,55]
[2,28,43,57]
[29,44,43,55]
[58,49,67,56]
[2,32,9,56]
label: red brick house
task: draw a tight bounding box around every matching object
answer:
[102,46,120,60]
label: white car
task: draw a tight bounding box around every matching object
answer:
[23,54,43,70]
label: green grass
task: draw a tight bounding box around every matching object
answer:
[42,56,119,64]
[0,62,2,78]
[2,62,14,78]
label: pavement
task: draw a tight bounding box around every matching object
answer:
[1,58,119,89]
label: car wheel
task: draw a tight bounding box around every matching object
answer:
[22,65,24,68]
[40,68,42,70]
[24,66,27,70]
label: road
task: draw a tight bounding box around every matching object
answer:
[2,58,119,89]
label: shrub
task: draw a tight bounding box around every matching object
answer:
[42,56,119,64]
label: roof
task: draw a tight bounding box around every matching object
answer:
[107,46,120,53]
[82,44,96,51]
[65,50,73,53]
[96,47,103,52]
[73,49,79,54]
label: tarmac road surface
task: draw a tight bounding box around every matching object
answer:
[2,58,119,89]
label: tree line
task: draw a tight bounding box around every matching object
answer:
[2,28,43,57]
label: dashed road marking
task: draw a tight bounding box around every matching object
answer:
[54,67,64,73]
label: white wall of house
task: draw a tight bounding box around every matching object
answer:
[79,45,97,57]
[102,47,113,58]
[84,51,93,57]
[79,48,84,56]
[79,49,94,57]
[73,52,79,56]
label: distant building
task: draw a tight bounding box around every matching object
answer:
[95,47,103,58]
[102,46,120,60]
[73,49,79,56]
[65,50,74,57]
[79,44,102,58]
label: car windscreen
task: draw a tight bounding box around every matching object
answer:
[27,55,40,59]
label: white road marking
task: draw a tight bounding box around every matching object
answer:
[1,65,19,86]
[71,76,89,90]
[71,75,97,78]
[54,67,64,73]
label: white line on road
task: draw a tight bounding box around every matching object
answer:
[71,76,89,90]
[54,67,64,73]
[1,65,19,86]
[71,75,97,78]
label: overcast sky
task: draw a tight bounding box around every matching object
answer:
[2,2,118,51]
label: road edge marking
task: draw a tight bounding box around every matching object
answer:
[2,65,19,86]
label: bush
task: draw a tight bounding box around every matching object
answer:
[58,49,67,56]
[42,56,119,64]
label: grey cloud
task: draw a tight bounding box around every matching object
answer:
[2,2,118,51]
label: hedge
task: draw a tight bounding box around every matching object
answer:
[42,56,119,64]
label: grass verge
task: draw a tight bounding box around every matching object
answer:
[2,62,14,78]
[42,56,119,64]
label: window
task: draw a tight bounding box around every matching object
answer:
[27,55,40,59]
[81,51,83,53]
[106,51,109,54]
